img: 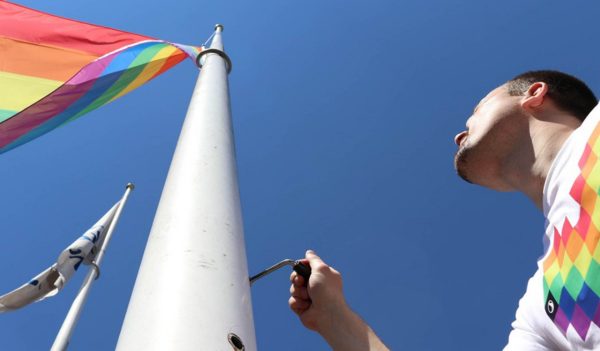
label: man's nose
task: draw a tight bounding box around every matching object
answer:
[454,131,467,146]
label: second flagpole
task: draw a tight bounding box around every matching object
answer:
[51,183,135,351]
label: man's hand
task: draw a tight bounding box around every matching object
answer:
[289,250,346,332]
[288,250,389,351]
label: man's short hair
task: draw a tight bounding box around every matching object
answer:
[506,70,597,121]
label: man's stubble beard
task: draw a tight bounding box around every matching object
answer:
[454,146,473,184]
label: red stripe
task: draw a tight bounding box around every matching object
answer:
[0,1,152,56]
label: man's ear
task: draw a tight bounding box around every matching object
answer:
[521,82,548,110]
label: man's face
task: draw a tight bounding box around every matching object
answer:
[453,85,526,190]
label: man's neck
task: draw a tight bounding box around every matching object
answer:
[504,115,580,210]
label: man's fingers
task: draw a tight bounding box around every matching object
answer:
[288,296,311,313]
[290,283,309,299]
[293,274,305,287]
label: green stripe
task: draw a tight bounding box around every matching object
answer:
[0,109,17,123]
[70,43,168,122]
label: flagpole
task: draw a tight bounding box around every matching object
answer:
[51,183,135,351]
[116,25,257,351]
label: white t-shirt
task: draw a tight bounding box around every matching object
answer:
[505,104,600,350]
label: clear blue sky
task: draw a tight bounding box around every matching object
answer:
[1,0,600,350]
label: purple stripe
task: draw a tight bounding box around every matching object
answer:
[69,56,114,84]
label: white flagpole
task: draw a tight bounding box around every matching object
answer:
[51,183,135,351]
[116,25,257,351]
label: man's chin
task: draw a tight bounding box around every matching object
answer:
[454,152,473,184]
[456,167,473,184]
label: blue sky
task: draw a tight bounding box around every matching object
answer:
[1,0,600,350]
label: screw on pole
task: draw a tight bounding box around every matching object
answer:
[227,333,244,351]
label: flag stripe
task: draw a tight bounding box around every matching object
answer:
[0,71,62,111]
[0,2,200,153]
[73,43,173,119]
[109,45,181,102]
[66,43,186,124]
[148,46,191,79]
[0,56,121,149]
[0,37,98,81]
[0,41,190,152]
[0,2,151,56]
[0,109,16,123]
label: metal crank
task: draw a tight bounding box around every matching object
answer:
[249,259,311,285]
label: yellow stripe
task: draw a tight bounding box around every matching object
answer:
[0,71,62,112]
[108,45,178,103]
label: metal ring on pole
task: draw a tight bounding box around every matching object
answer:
[90,262,101,280]
[196,48,232,74]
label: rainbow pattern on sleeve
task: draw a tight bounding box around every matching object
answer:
[0,1,200,153]
[543,123,600,340]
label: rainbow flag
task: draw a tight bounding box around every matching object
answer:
[0,1,201,153]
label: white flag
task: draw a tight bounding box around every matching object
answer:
[0,202,119,312]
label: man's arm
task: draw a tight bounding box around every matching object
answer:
[288,250,389,351]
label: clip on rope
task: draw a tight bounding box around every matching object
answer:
[89,262,101,280]
[249,259,311,285]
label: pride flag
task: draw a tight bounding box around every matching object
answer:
[0,1,201,153]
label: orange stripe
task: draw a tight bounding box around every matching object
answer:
[0,37,97,82]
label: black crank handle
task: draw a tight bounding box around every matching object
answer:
[292,260,312,283]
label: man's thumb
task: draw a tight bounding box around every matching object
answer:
[305,249,323,265]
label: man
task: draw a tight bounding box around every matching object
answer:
[289,71,599,350]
